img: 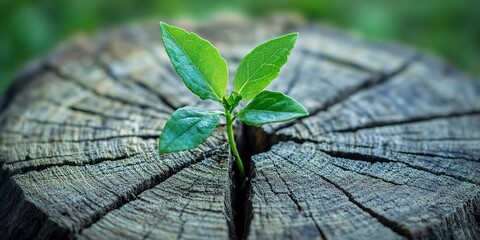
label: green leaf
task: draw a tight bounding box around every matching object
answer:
[237,90,309,126]
[234,33,298,101]
[222,91,242,110]
[160,22,228,102]
[158,106,219,153]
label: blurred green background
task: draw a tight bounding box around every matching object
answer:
[1,0,479,92]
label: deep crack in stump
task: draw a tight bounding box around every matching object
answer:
[1,16,480,240]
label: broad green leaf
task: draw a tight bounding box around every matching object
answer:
[160,22,228,101]
[237,90,308,126]
[234,33,298,101]
[158,106,219,153]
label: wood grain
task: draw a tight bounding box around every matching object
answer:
[1,15,479,240]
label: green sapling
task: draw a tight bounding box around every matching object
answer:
[157,22,309,180]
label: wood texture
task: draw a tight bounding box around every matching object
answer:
[1,15,479,240]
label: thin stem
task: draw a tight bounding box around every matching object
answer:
[226,110,246,180]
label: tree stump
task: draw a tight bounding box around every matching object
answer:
[1,16,479,240]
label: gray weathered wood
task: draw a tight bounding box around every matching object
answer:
[1,15,479,240]
[249,20,480,240]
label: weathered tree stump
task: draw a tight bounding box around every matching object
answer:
[1,16,479,240]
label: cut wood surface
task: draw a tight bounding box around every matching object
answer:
[1,15,479,240]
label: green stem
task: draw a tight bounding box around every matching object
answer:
[226,111,246,180]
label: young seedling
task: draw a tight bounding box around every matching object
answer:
[157,22,309,180]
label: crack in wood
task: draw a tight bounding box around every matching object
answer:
[272,161,310,213]
[398,136,480,142]
[300,164,414,239]
[14,86,171,120]
[136,173,203,239]
[141,48,194,109]
[77,147,224,234]
[311,217,328,240]
[250,124,480,190]
[328,161,402,186]
[128,77,178,111]
[392,149,480,164]
[96,58,120,82]
[259,141,415,238]
[8,151,148,176]
[306,135,480,164]
[173,175,202,240]
[288,133,480,164]
[272,159,327,239]
[0,166,72,239]
[1,133,159,145]
[334,111,480,134]
[299,49,377,74]
[5,143,148,164]
[5,113,133,131]
[41,82,171,118]
[283,60,303,96]
[47,65,166,113]
[273,55,416,134]
[69,105,150,121]
[325,155,471,195]
[229,125,254,240]
[2,19,479,240]
[323,146,479,186]
[264,149,412,239]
